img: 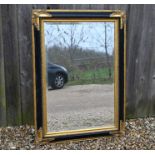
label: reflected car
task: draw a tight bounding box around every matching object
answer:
[47,63,68,89]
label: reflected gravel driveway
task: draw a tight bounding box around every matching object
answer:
[47,84,114,132]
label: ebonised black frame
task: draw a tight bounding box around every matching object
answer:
[32,9,126,142]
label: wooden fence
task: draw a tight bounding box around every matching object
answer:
[0,4,155,126]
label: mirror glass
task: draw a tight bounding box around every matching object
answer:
[44,21,115,132]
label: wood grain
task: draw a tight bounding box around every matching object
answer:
[1,5,22,125]
[0,5,7,126]
[0,4,154,126]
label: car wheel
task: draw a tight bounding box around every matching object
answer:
[52,73,65,89]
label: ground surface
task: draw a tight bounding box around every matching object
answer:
[0,117,155,150]
[47,84,114,132]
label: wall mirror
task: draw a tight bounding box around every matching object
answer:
[32,10,126,142]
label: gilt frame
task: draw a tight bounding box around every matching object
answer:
[32,9,126,142]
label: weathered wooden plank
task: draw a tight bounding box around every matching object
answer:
[126,4,155,117]
[147,6,155,117]
[17,5,34,124]
[0,5,7,126]
[134,5,155,117]
[127,5,146,117]
[31,4,59,10]
[58,4,90,9]
[1,5,22,125]
[58,4,128,10]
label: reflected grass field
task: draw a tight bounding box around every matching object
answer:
[67,67,114,86]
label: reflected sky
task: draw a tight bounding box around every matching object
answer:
[44,22,114,55]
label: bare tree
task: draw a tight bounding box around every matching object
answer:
[45,23,88,62]
[94,22,114,79]
[104,23,112,79]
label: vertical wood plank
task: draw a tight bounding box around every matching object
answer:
[1,5,22,125]
[148,6,155,117]
[134,5,155,117]
[127,5,145,117]
[17,4,34,124]
[0,5,7,126]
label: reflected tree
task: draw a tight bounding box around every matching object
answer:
[45,23,88,63]
[94,23,114,79]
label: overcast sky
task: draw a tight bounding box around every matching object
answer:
[44,22,114,54]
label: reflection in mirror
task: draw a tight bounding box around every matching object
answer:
[44,22,115,132]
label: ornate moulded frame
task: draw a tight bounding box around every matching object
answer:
[32,9,126,142]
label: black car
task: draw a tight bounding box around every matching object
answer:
[47,63,68,89]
